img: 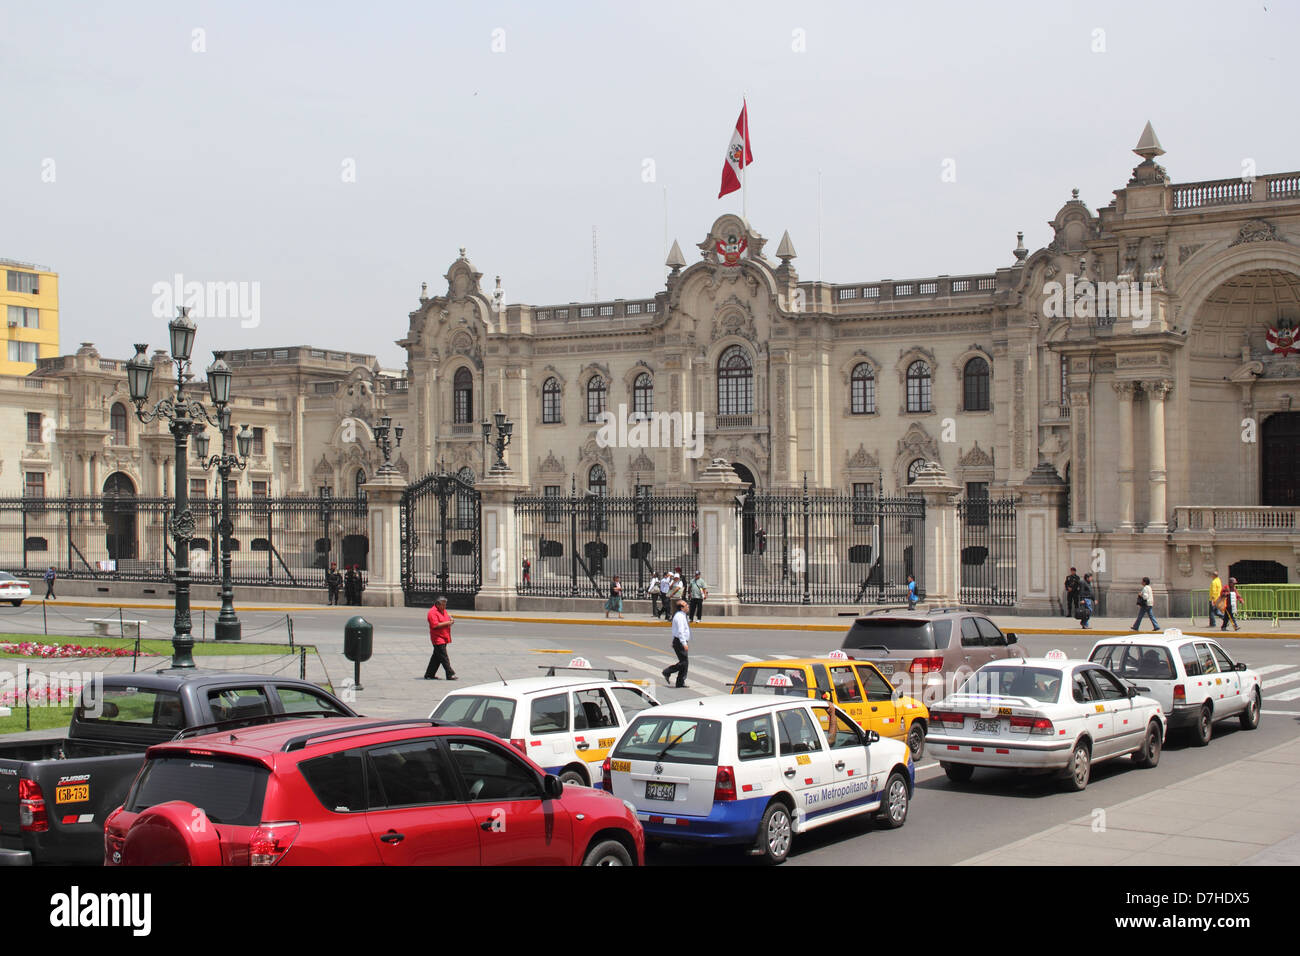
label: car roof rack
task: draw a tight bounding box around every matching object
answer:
[860,606,911,616]
[171,711,344,742]
[280,718,450,753]
[926,606,976,615]
[537,665,629,681]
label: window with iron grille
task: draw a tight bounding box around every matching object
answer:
[543,377,562,423]
[963,357,990,411]
[26,412,42,444]
[355,468,366,497]
[907,458,926,484]
[457,467,476,529]
[586,376,607,422]
[252,427,265,456]
[633,373,653,416]
[543,485,562,523]
[454,367,473,424]
[586,466,607,531]
[110,403,128,445]
[588,464,607,496]
[850,364,875,414]
[965,482,989,526]
[906,361,931,412]
[852,483,874,525]
[717,345,753,415]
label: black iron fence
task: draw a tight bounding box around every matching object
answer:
[737,485,925,604]
[515,488,699,599]
[0,494,368,588]
[958,494,1017,606]
[401,472,481,609]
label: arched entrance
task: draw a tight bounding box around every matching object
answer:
[102,472,137,562]
[1262,412,1300,506]
[733,463,757,554]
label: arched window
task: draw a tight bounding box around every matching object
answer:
[542,377,562,423]
[588,464,607,496]
[633,372,653,417]
[717,345,753,416]
[906,361,931,413]
[907,459,926,484]
[453,367,473,424]
[355,469,366,497]
[586,375,607,423]
[586,465,607,533]
[110,402,128,445]
[850,364,875,415]
[963,357,990,412]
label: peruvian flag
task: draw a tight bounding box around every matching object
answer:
[718,101,754,198]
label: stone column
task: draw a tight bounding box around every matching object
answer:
[691,458,745,616]
[361,471,406,607]
[477,469,530,611]
[1013,461,1069,614]
[1145,380,1172,532]
[1114,381,1136,529]
[909,461,961,606]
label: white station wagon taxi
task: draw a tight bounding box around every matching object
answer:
[1088,630,1262,745]
[928,654,1166,791]
[430,666,661,787]
[602,695,913,864]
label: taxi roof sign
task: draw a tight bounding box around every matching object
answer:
[568,657,592,669]
[1162,628,1183,640]
[828,650,849,661]
[1044,649,1068,661]
[766,674,794,687]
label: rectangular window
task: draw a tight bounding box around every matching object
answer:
[543,485,562,523]
[8,305,39,328]
[252,427,265,456]
[965,482,989,527]
[190,478,207,499]
[24,472,45,499]
[252,480,269,498]
[226,479,238,500]
[6,271,39,294]
[852,483,873,526]
[8,341,38,363]
[26,412,42,443]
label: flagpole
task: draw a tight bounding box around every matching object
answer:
[818,168,823,284]
[741,94,748,227]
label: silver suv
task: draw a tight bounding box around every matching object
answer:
[840,607,1024,705]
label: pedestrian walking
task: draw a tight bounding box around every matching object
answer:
[1131,576,1159,632]
[423,595,457,680]
[658,571,672,620]
[522,558,531,590]
[646,570,661,618]
[605,575,624,619]
[688,570,709,622]
[343,566,358,605]
[1220,577,1243,632]
[668,572,685,611]
[662,599,691,688]
[1064,567,1080,619]
[1078,573,1095,629]
[44,567,56,600]
[906,574,918,610]
[325,563,342,606]
[1207,570,1223,628]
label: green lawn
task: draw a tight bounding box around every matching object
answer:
[0,704,76,735]
[0,634,307,659]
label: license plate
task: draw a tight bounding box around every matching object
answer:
[645,781,676,801]
[973,719,1000,734]
[56,784,89,804]
[610,759,630,773]
[879,662,895,675]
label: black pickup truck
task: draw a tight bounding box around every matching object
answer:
[0,670,357,865]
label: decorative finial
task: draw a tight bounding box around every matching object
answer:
[1071,188,1080,201]
[420,281,428,302]
[665,239,687,273]
[458,247,467,259]
[1013,231,1027,263]
[776,230,797,262]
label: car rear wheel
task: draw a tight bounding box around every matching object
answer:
[906,721,926,761]
[755,801,793,865]
[1191,704,1213,746]
[942,762,974,784]
[876,771,909,829]
[9,600,21,607]
[1239,690,1261,730]
[1133,721,1162,768]
[558,768,588,788]
[582,839,633,866]
[1061,741,1091,791]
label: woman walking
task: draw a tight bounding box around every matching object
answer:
[605,575,624,619]
[1078,573,1095,629]
[1131,576,1159,632]
[1220,577,1243,632]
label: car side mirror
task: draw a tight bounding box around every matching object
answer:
[1128,686,1140,698]
[542,774,564,800]
[864,730,880,745]
[1235,662,1247,672]
[1005,633,1018,644]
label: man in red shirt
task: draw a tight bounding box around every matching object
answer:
[423,595,457,680]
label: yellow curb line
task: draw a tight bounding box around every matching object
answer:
[38,599,323,613]
[454,614,846,631]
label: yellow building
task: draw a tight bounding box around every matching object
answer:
[0,258,59,375]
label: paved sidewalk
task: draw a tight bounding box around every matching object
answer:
[957,736,1300,866]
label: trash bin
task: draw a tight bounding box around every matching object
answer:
[344,616,373,663]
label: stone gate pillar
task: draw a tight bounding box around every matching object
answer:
[362,472,406,607]
[910,461,961,606]
[691,458,745,616]
[1013,461,1068,615]
[477,469,529,611]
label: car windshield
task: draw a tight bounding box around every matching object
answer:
[731,666,811,697]
[430,695,517,739]
[842,619,935,651]
[957,666,1063,703]
[127,754,269,826]
[612,716,722,766]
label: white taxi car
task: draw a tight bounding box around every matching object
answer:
[0,572,31,606]
[602,695,913,864]
[1088,629,1262,745]
[429,667,660,787]
[928,654,1166,791]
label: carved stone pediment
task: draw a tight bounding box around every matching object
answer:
[846,444,879,470]
[897,422,939,460]
[581,439,613,465]
[538,451,565,474]
[959,442,994,469]
[629,450,656,472]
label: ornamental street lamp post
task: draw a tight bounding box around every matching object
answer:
[484,410,513,473]
[125,308,228,669]
[373,415,403,476]
[192,370,252,642]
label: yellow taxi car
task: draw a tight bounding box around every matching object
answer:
[730,656,929,760]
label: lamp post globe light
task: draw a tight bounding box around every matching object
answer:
[124,309,232,668]
[193,354,252,642]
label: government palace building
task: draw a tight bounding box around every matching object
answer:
[4,126,1300,611]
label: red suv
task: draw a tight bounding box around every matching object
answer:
[104,717,644,866]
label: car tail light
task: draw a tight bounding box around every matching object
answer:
[1173,684,1186,702]
[509,738,527,754]
[713,766,737,803]
[18,779,48,832]
[909,657,945,674]
[931,711,966,727]
[248,822,300,866]
[1010,716,1054,735]
[601,757,613,793]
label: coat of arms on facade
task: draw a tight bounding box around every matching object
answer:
[1266,319,1299,357]
[714,232,748,267]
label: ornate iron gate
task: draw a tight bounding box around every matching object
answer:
[401,471,481,608]
[958,494,1017,606]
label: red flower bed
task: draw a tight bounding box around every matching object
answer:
[0,641,148,659]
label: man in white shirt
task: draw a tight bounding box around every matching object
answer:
[662,599,691,688]
[646,572,662,618]
[658,572,672,620]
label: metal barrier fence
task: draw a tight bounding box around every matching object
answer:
[515,489,699,599]
[0,494,368,588]
[736,485,925,605]
[1188,585,1300,624]
[957,495,1018,606]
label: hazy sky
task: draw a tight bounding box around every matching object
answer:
[4,0,1295,370]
